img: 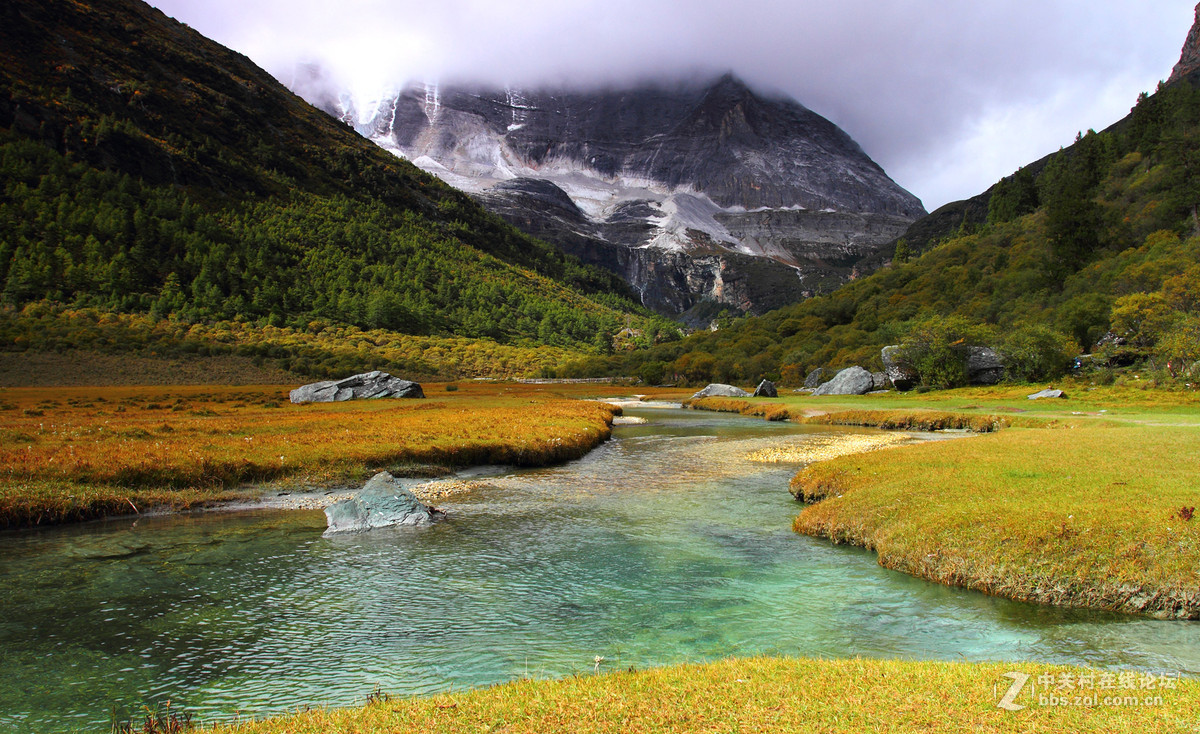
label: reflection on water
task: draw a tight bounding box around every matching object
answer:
[0,406,1196,732]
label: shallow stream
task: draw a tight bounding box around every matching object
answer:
[1,404,1197,731]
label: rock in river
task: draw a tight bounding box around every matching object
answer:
[692,383,751,399]
[290,371,424,404]
[323,472,445,535]
[812,366,874,396]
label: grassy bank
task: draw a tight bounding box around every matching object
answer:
[682,396,792,421]
[0,383,647,528]
[685,396,1014,432]
[801,408,1013,432]
[773,386,1200,618]
[791,422,1200,619]
[204,657,1198,734]
[684,386,1200,618]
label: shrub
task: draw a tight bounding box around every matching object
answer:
[637,361,666,386]
[672,352,716,386]
[1092,368,1117,385]
[998,325,1076,382]
[896,315,996,389]
[1156,315,1200,377]
[1111,293,1176,348]
[1055,293,1112,352]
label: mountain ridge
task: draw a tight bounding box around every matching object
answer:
[313,73,924,318]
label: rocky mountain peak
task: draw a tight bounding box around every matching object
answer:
[701,72,756,101]
[309,72,925,318]
[1170,3,1200,83]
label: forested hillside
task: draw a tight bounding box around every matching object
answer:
[599,78,1200,387]
[0,0,676,374]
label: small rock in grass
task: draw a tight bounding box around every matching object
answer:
[803,368,827,388]
[290,371,424,404]
[691,383,751,399]
[1027,388,1067,400]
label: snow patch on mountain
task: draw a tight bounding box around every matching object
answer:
[313,75,923,316]
[645,192,740,253]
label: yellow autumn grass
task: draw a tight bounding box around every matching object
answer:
[686,396,1015,431]
[204,657,1199,734]
[0,382,647,527]
[792,423,1200,618]
[682,396,792,420]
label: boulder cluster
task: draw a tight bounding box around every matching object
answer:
[688,343,1011,399]
[805,344,1006,396]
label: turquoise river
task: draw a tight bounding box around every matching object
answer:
[0,404,1197,731]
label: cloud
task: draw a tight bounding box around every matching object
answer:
[149,0,1195,210]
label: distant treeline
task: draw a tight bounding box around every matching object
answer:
[0,132,683,353]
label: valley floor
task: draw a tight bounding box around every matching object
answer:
[6,378,1197,732]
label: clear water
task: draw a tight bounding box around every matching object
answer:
[1,405,1197,732]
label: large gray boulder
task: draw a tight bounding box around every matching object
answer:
[965,346,1004,385]
[804,368,827,388]
[812,366,874,396]
[881,346,917,391]
[323,472,445,535]
[753,379,778,398]
[290,371,425,404]
[691,383,751,399]
[870,371,889,390]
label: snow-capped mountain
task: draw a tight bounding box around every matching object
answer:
[318,73,925,317]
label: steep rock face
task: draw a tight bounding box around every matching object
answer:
[471,177,829,315]
[326,74,924,315]
[1170,3,1200,83]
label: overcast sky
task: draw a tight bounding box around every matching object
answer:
[149,0,1195,212]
